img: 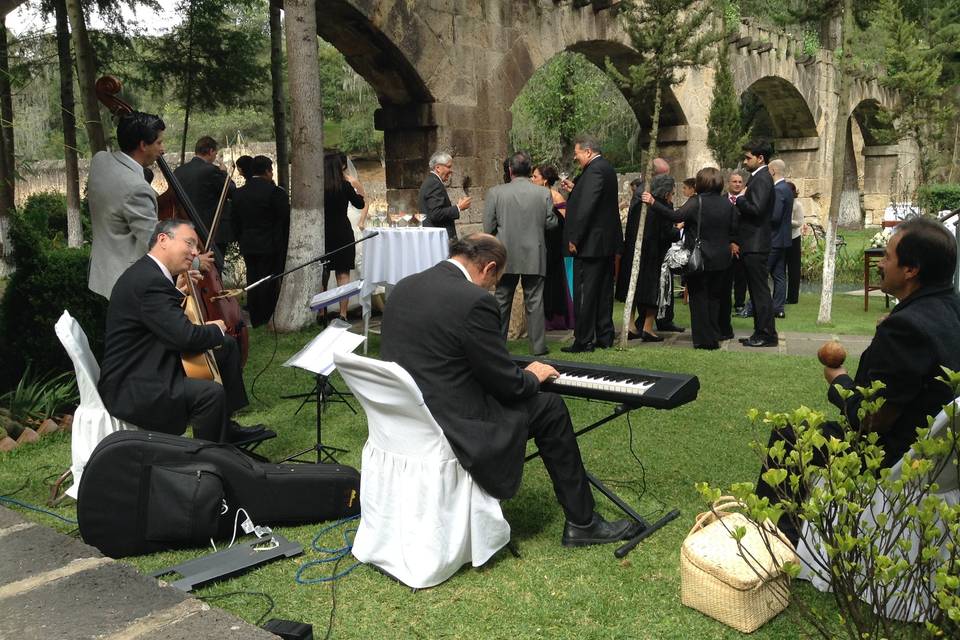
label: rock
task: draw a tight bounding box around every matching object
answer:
[0,436,17,452]
[16,427,40,445]
[38,419,60,436]
[59,414,74,431]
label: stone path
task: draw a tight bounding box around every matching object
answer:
[0,506,275,640]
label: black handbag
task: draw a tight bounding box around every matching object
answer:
[685,195,705,275]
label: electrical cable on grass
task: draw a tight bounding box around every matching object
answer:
[0,495,78,524]
[249,312,280,405]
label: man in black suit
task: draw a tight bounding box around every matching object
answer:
[560,135,624,353]
[418,151,471,240]
[231,155,290,327]
[98,219,262,442]
[735,139,778,347]
[756,217,960,543]
[381,233,634,547]
[768,159,794,318]
[173,136,236,264]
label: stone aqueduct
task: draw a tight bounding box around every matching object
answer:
[321,0,916,231]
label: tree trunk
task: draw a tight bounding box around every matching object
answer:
[274,0,324,331]
[179,0,196,166]
[55,0,83,248]
[619,82,662,349]
[270,0,289,193]
[817,0,854,325]
[0,17,12,277]
[65,0,106,153]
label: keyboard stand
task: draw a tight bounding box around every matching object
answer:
[524,402,680,558]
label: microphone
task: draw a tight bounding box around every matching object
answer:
[192,256,201,271]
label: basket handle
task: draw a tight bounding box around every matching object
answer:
[688,496,745,536]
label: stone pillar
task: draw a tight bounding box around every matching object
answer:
[375,103,439,214]
[862,145,900,225]
[775,137,824,223]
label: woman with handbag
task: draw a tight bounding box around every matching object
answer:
[642,167,737,349]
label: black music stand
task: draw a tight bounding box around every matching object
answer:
[280,319,365,464]
[524,403,680,558]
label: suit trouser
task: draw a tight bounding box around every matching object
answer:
[733,257,748,307]
[213,335,248,415]
[686,270,725,347]
[768,247,788,314]
[742,252,777,341]
[184,335,248,442]
[573,256,615,348]
[496,273,547,355]
[243,252,282,327]
[717,265,735,337]
[510,392,594,525]
[786,235,802,304]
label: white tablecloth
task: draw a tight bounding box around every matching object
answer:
[360,227,449,347]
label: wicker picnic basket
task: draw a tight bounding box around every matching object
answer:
[680,497,798,633]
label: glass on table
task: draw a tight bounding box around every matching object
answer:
[387,205,399,227]
[401,210,413,227]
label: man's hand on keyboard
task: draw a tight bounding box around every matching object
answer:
[525,361,560,383]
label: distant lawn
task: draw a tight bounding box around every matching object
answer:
[0,319,859,639]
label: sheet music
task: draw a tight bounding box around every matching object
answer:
[283,321,366,376]
[310,280,363,310]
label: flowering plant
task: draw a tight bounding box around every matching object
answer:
[869,227,894,248]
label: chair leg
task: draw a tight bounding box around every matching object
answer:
[47,469,72,507]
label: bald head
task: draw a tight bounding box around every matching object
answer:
[769,159,786,180]
[449,233,506,289]
[653,157,670,175]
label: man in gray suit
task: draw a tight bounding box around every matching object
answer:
[483,151,557,356]
[87,111,166,299]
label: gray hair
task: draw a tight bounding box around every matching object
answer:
[148,219,194,249]
[574,134,602,154]
[768,158,786,177]
[428,151,453,170]
[650,174,675,200]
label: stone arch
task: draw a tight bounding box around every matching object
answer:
[740,76,818,139]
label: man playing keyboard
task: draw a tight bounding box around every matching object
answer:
[380,233,634,546]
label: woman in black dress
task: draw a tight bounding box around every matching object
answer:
[642,167,737,349]
[627,174,676,341]
[322,151,365,321]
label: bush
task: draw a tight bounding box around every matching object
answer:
[916,183,960,215]
[800,236,863,284]
[0,213,107,392]
[17,190,92,247]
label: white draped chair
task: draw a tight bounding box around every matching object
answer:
[797,397,960,622]
[54,310,138,499]
[333,351,510,589]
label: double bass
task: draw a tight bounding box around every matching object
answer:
[95,76,250,366]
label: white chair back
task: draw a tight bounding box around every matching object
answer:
[54,310,137,499]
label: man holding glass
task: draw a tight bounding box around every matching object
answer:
[419,151,471,240]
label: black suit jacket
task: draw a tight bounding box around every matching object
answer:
[564,156,623,258]
[173,157,236,244]
[380,261,541,499]
[418,173,460,239]
[99,255,225,433]
[231,177,291,257]
[655,193,738,271]
[735,166,774,253]
[771,180,795,249]
[829,284,960,467]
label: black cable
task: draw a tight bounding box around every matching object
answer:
[324,552,346,640]
[198,590,276,627]
[0,479,29,498]
[249,312,279,406]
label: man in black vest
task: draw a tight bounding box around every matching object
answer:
[560,135,624,352]
[756,217,960,543]
[381,233,635,547]
[99,219,263,442]
[735,139,778,347]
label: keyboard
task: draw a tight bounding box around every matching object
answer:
[512,356,699,410]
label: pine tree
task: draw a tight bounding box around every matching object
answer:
[706,40,745,169]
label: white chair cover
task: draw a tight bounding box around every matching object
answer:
[54,310,138,499]
[797,397,960,621]
[333,351,510,588]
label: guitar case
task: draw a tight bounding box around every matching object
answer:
[77,430,360,558]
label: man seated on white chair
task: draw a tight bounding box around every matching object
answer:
[756,217,960,544]
[98,219,262,443]
[380,233,635,546]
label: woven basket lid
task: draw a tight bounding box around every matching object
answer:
[681,512,798,591]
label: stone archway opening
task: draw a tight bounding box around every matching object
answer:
[850,99,902,224]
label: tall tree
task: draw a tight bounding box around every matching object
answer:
[707,15,745,169]
[54,0,83,247]
[65,0,107,153]
[274,0,324,331]
[269,0,288,193]
[611,0,721,349]
[0,16,12,279]
[817,0,855,325]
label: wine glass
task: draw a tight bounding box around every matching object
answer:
[388,205,398,228]
[402,210,413,227]
[376,203,387,228]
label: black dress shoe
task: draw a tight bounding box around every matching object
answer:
[561,343,594,353]
[738,336,755,344]
[226,421,266,443]
[774,311,785,318]
[641,331,664,343]
[743,337,778,348]
[562,512,634,547]
[733,305,745,315]
[657,323,686,333]
[737,308,753,318]
[627,331,642,340]
[694,342,720,350]
[532,349,550,357]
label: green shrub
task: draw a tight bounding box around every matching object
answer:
[916,183,960,215]
[0,213,107,392]
[800,236,863,284]
[17,190,92,247]
[0,366,78,436]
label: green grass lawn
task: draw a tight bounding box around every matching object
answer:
[0,312,863,639]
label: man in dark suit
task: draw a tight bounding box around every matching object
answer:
[756,217,960,543]
[768,159,794,318]
[560,135,623,353]
[381,234,634,547]
[98,219,262,442]
[735,139,778,347]
[483,151,557,356]
[231,155,290,327]
[173,136,236,264]
[418,151,471,240]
